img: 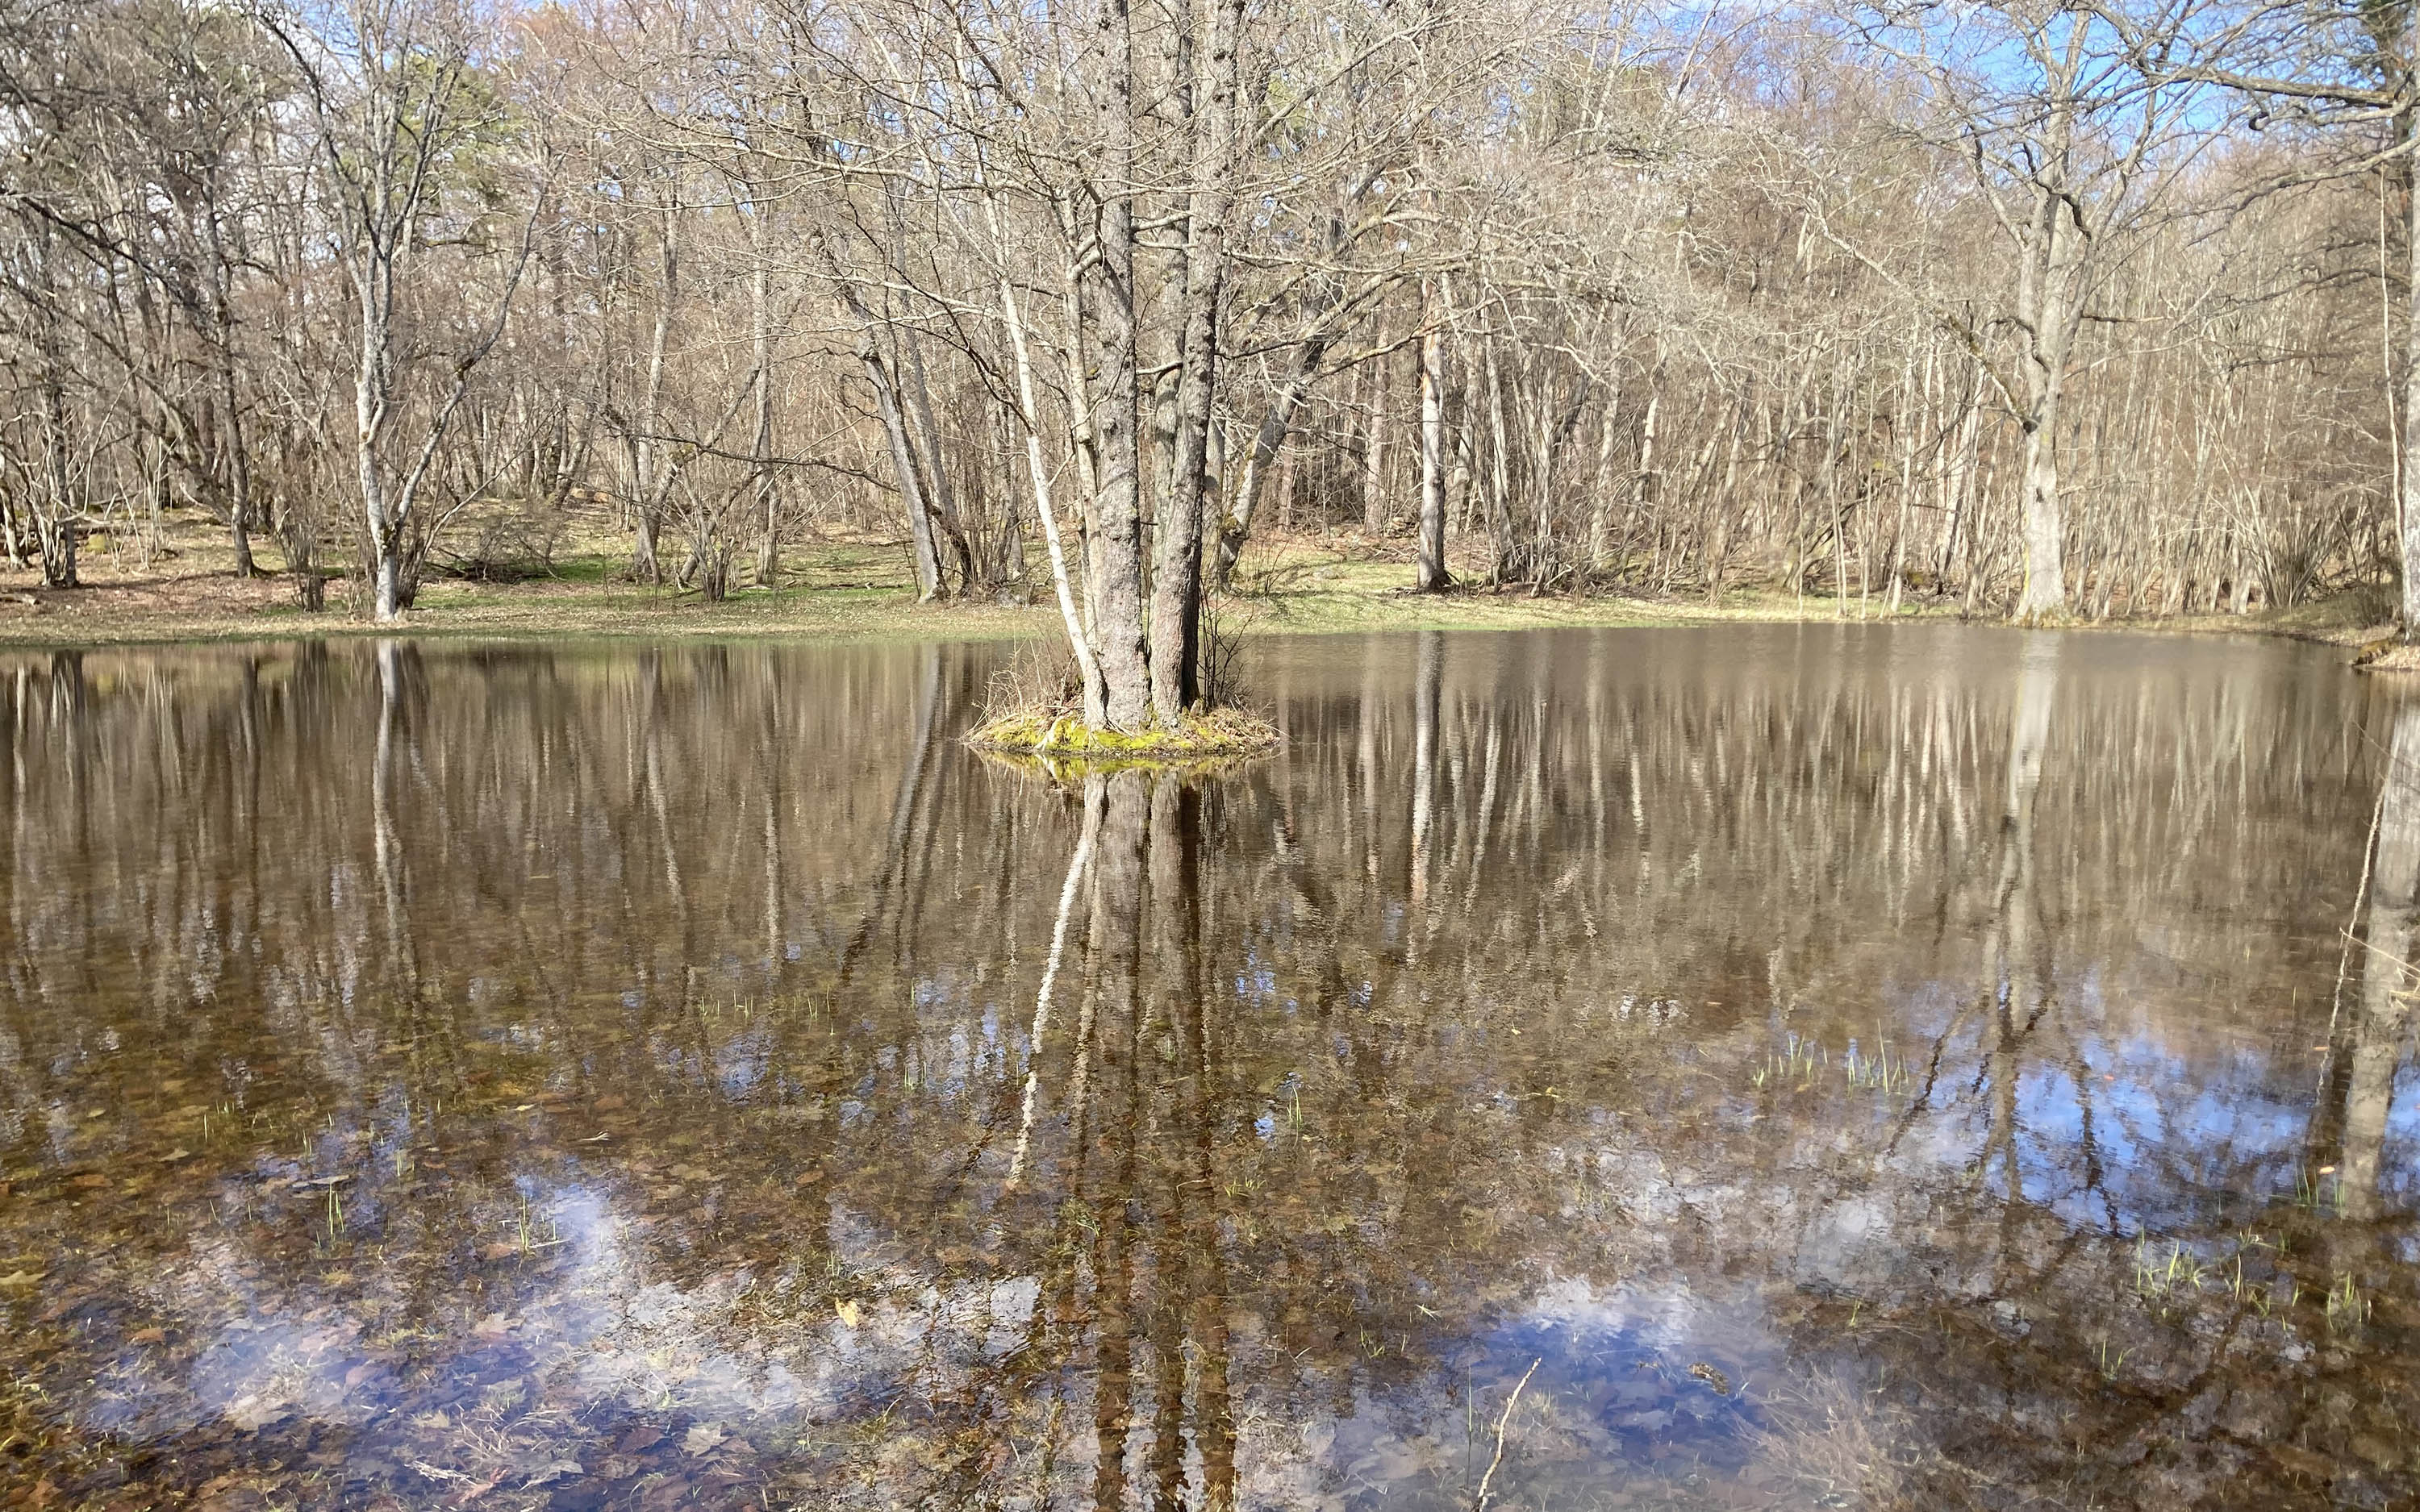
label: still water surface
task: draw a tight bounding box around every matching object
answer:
[0,626,2413,1510]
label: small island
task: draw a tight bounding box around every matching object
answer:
[970,702,1280,763]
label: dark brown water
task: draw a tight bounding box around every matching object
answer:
[0,626,2412,1510]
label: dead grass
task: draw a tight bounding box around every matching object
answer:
[2075,594,2390,652]
[0,513,2396,654]
[1748,1367,1955,1511]
[0,522,1053,647]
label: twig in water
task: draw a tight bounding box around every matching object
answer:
[1472,1357,1541,1511]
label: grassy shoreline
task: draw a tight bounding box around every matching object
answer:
[0,526,2389,653]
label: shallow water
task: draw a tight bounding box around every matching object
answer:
[0,625,2412,1510]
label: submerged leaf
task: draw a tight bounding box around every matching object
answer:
[523,1460,585,1487]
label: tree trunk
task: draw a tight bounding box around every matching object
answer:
[905,329,974,591]
[36,344,77,589]
[207,207,257,579]
[1482,335,1512,582]
[1415,285,1449,592]
[859,327,943,602]
[1362,331,1390,535]
[1887,338,1926,615]
[1583,373,1620,577]
[2015,419,2065,619]
[356,278,400,621]
[1150,0,1241,719]
[0,487,23,571]
[2012,61,2081,623]
[220,364,256,580]
[634,202,678,585]
[1628,389,1661,585]
[1083,0,1152,730]
[2401,114,2420,638]
[1208,335,1324,589]
[991,213,1109,724]
[751,214,778,589]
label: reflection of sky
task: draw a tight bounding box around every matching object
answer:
[6,627,2405,1504]
[44,957,2414,1484]
[78,1176,1050,1451]
[1208,1273,1794,1510]
[1519,1275,1780,1385]
[1844,954,2393,1238]
[2016,1034,2314,1227]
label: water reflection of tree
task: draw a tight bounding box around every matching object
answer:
[1252,627,2410,1507]
[1977,634,2059,1208]
[2318,700,2420,1223]
[0,631,2412,1508]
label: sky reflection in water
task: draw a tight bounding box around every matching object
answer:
[0,624,2411,1510]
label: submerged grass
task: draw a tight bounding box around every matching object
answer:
[2327,1272,2371,1332]
[1749,1030,1911,1098]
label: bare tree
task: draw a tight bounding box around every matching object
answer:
[265,0,543,622]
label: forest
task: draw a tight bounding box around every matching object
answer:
[0,0,2415,714]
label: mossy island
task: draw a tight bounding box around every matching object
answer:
[969,703,1281,766]
[965,550,1280,766]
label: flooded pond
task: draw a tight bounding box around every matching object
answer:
[0,625,2414,1510]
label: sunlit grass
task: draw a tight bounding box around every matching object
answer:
[29,518,2383,648]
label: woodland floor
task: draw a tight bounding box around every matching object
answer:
[0,512,2393,652]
